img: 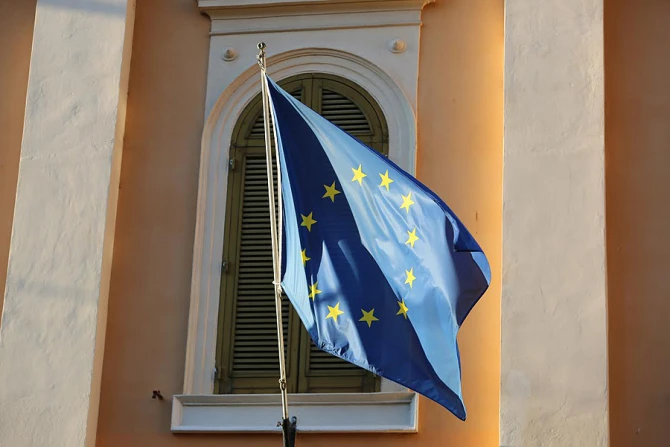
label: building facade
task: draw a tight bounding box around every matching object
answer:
[0,0,667,446]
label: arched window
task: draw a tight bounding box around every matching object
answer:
[215,74,389,394]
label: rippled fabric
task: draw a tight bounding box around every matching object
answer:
[267,76,490,420]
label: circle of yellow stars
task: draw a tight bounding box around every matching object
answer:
[298,164,421,327]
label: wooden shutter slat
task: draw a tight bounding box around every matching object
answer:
[219,148,297,386]
[319,89,372,136]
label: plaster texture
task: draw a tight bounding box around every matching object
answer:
[0,0,135,445]
[501,0,608,445]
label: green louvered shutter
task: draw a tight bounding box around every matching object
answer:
[215,75,388,394]
[215,150,300,394]
[215,80,307,394]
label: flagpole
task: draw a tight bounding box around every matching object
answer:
[257,42,297,447]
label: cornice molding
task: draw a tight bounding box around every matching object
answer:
[200,0,434,35]
[198,0,433,15]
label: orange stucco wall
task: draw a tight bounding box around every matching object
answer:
[606,0,670,445]
[0,0,37,320]
[95,0,503,445]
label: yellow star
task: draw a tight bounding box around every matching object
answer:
[405,268,416,288]
[308,281,322,300]
[351,164,367,185]
[326,302,345,323]
[405,228,419,248]
[322,181,341,202]
[359,309,379,327]
[301,249,311,265]
[300,212,317,232]
[379,170,394,191]
[396,300,409,319]
[400,192,415,213]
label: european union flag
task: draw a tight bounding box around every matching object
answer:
[266,76,491,420]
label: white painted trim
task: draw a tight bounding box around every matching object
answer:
[208,10,422,36]
[183,3,427,428]
[172,393,418,433]
[201,0,432,36]
[199,0,430,12]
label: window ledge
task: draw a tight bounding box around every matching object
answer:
[171,392,418,433]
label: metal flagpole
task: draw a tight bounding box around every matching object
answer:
[256,42,297,447]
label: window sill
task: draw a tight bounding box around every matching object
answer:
[171,392,418,433]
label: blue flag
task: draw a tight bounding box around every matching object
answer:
[266,76,491,420]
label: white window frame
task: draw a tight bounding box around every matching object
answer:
[175,0,431,433]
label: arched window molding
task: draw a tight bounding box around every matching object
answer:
[185,49,418,396]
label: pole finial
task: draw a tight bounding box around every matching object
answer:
[257,42,267,71]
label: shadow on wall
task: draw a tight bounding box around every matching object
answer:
[606,0,670,446]
[0,0,39,324]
